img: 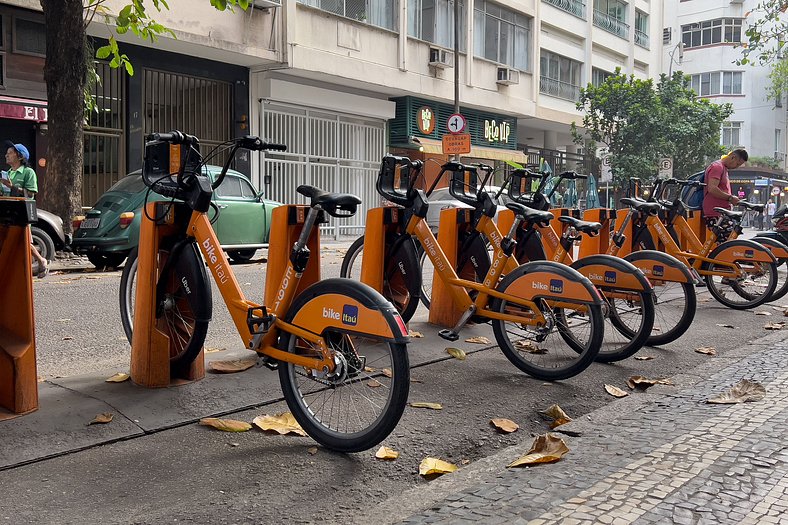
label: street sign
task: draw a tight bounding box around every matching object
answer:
[442,133,471,155]
[658,157,673,178]
[447,113,467,134]
[600,153,612,182]
[772,187,781,196]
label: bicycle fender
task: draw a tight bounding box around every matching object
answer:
[751,231,788,244]
[752,236,788,260]
[160,241,212,323]
[623,250,695,285]
[705,239,776,268]
[497,261,602,305]
[569,255,652,292]
[284,279,410,344]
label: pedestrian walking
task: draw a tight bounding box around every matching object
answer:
[766,199,776,230]
[0,141,48,277]
[702,149,748,228]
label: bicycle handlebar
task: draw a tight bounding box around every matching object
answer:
[146,131,200,147]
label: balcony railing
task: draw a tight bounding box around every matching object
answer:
[540,76,581,102]
[543,0,586,19]
[593,9,630,39]
[635,29,649,48]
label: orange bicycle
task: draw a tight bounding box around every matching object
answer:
[120,131,410,452]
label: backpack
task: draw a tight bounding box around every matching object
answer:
[680,171,705,210]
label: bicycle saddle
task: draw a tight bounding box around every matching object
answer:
[712,207,744,219]
[297,185,362,217]
[738,201,764,213]
[620,198,661,214]
[506,202,553,225]
[558,216,603,235]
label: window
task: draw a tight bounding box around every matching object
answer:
[299,0,398,31]
[540,50,582,100]
[635,10,649,48]
[593,0,629,38]
[592,67,612,87]
[682,18,741,49]
[690,71,742,96]
[13,17,46,56]
[776,129,783,155]
[408,0,467,51]
[595,0,626,21]
[473,0,531,71]
[663,27,671,45]
[721,121,741,147]
[216,175,245,198]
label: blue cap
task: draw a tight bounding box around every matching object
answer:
[4,141,30,162]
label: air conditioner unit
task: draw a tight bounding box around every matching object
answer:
[730,0,743,4]
[496,67,520,85]
[252,0,281,8]
[428,47,453,68]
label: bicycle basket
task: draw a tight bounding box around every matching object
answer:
[143,140,202,180]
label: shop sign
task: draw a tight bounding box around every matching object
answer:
[0,103,48,122]
[416,106,435,134]
[483,119,511,144]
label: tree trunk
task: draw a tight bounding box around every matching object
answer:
[40,0,86,236]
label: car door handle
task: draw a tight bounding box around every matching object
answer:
[217,204,228,209]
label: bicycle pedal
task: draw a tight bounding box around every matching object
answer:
[438,329,460,342]
[257,355,278,371]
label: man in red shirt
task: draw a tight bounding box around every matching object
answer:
[702,148,748,225]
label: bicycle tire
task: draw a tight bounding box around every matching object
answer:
[278,278,410,452]
[118,242,212,372]
[752,236,788,303]
[490,262,604,381]
[704,241,778,310]
[339,234,421,322]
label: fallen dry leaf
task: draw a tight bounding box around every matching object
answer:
[695,347,717,356]
[465,336,491,344]
[755,311,773,316]
[364,366,376,373]
[381,368,393,378]
[410,402,443,410]
[88,412,114,425]
[716,324,736,329]
[707,379,766,404]
[446,347,467,360]
[604,384,629,398]
[105,372,130,383]
[208,356,257,374]
[626,376,674,390]
[199,418,252,432]
[542,404,572,428]
[634,355,655,361]
[375,446,400,460]
[204,347,226,354]
[419,457,458,477]
[367,379,383,388]
[252,412,307,436]
[764,323,785,330]
[490,418,519,433]
[63,336,73,341]
[308,446,318,455]
[409,330,424,338]
[515,340,547,354]
[508,433,570,467]
[461,459,471,465]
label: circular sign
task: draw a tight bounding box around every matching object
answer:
[660,158,673,171]
[447,113,467,134]
[416,106,435,134]
[772,187,781,196]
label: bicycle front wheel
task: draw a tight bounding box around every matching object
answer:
[491,264,604,381]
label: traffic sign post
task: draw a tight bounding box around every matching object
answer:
[447,114,467,134]
[658,157,673,178]
[442,133,471,155]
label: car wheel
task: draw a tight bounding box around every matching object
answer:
[228,249,256,263]
[30,226,56,262]
[87,252,128,269]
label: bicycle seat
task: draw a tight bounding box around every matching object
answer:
[558,216,603,235]
[712,207,744,219]
[506,202,553,225]
[297,185,361,217]
[738,201,764,213]
[620,198,661,214]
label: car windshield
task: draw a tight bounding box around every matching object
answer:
[428,187,509,205]
[108,174,147,194]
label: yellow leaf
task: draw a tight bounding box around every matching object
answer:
[604,384,629,398]
[490,418,519,433]
[204,347,226,354]
[381,368,393,378]
[419,457,458,477]
[464,336,491,344]
[634,355,655,361]
[695,347,717,356]
[508,433,570,468]
[105,372,130,383]
[199,418,252,432]
[409,330,424,338]
[208,356,258,374]
[252,412,307,436]
[375,446,400,460]
[88,412,114,425]
[410,402,443,410]
[707,379,766,404]
[542,404,572,428]
[446,347,467,360]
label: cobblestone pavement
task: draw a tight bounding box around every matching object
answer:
[390,337,788,525]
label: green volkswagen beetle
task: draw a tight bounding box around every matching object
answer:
[72,166,281,268]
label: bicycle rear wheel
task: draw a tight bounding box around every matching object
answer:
[278,280,410,452]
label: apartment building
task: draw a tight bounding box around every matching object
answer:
[662,0,788,176]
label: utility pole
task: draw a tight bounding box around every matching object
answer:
[453,0,460,162]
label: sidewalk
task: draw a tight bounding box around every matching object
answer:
[360,330,788,525]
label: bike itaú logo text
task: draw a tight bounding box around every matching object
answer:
[732,250,755,258]
[531,279,564,293]
[587,271,616,283]
[202,238,229,285]
[322,305,359,326]
[273,265,294,312]
[652,221,671,243]
[421,236,445,272]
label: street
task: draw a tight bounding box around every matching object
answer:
[2,244,787,523]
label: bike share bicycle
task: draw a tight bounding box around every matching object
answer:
[120,131,410,452]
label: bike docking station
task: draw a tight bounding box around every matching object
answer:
[131,200,206,387]
[358,205,405,295]
[0,197,39,418]
[578,208,617,258]
[264,203,323,304]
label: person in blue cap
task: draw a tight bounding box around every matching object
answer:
[1,141,48,277]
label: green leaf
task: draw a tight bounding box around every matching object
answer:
[124,60,134,76]
[96,45,113,59]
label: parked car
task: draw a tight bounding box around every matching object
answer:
[72,166,281,268]
[31,208,68,262]
[425,185,511,232]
